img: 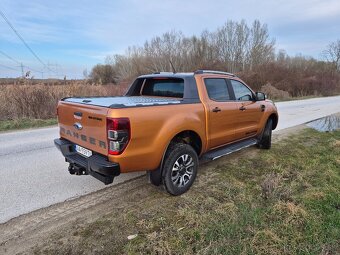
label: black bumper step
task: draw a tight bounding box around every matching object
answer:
[54,138,120,185]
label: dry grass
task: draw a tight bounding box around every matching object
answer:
[0,82,129,121]
[31,129,340,255]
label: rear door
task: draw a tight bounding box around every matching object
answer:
[204,78,239,149]
[229,79,265,140]
[57,102,109,155]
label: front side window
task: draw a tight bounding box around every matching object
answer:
[142,78,184,98]
[230,80,253,101]
[204,78,230,101]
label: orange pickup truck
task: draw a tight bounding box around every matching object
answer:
[54,70,278,195]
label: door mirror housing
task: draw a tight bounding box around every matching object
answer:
[256,92,266,101]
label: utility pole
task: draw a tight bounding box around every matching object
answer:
[54,63,59,78]
[20,62,24,77]
[47,61,50,78]
[47,62,59,78]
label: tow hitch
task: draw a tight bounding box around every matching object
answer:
[68,164,87,175]
[54,138,121,185]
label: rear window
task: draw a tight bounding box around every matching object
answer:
[141,78,184,98]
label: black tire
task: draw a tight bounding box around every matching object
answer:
[257,118,273,149]
[162,143,198,196]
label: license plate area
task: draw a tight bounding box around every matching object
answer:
[75,144,92,158]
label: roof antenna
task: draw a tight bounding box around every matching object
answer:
[169,60,176,73]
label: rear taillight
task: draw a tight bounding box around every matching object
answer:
[107,118,131,155]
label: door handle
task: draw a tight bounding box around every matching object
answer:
[212,107,221,113]
[239,106,246,111]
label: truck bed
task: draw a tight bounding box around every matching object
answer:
[63,96,181,108]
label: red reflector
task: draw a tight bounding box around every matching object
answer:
[107,118,130,131]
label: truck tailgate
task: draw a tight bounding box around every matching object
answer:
[57,101,109,156]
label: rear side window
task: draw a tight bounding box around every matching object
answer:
[142,78,184,98]
[204,78,230,101]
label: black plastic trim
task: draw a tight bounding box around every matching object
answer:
[54,138,120,184]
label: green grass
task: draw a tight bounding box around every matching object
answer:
[0,118,57,132]
[33,129,340,255]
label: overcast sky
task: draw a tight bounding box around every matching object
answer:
[0,0,340,79]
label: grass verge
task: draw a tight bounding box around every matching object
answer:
[0,118,57,132]
[33,129,340,255]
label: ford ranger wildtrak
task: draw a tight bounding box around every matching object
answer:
[54,70,278,195]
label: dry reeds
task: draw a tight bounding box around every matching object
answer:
[0,82,129,121]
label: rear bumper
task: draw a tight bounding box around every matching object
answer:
[54,138,120,185]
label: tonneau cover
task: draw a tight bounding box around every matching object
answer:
[63,96,181,108]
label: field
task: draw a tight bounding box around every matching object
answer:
[0,127,336,255]
[0,81,129,123]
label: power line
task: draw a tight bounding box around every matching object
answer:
[0,49,44,74]
[0,9,56,73]
[0,63,20,71]
[0,49,20,65]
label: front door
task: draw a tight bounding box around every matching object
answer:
[230,79,265,140]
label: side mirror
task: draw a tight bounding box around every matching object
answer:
[256,92,266,101]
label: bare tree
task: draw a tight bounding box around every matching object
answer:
[323,39,340,71]
[246,20,275,71]
[104,20,275,78]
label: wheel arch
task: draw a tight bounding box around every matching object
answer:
[148,130,203,186]
[268,113,278,130]
[169,130,202,155]
[161,130,203,168]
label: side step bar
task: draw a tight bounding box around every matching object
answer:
[202,138,258,161]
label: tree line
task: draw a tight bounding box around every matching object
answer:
[89,20,340,99]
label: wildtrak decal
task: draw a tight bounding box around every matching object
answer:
[60,127,106,149]
[88,116,103,121]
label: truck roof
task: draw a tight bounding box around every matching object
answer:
[138,70,236,79]
[138,72,195,79]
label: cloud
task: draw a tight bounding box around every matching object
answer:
[300,0,340,20]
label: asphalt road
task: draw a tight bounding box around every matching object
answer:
[1,96,340,223]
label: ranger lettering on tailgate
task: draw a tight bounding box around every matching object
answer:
[60,127,107,149]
